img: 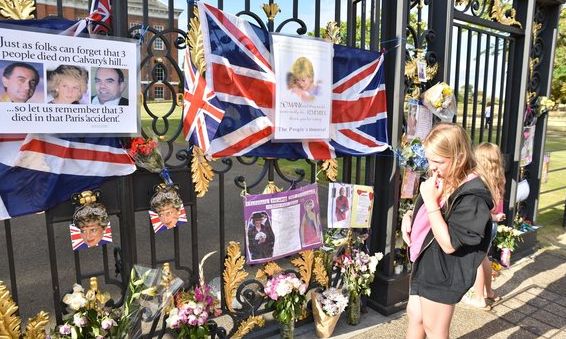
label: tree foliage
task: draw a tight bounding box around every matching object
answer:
[551,7,566,103]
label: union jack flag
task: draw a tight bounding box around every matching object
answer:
[88,0,112,34]
[0,135,136,220]
[197,3,388,160]
[60,0,111,36]
[182,50,225,153]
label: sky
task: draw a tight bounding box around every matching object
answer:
[169,0,354,35]
[162,1,506,101]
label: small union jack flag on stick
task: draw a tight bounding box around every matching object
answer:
[182,49,225,154]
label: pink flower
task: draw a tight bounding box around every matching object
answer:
[187,314,198,326]
[59,324,71,335]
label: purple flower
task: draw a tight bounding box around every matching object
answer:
[59,324,72,335]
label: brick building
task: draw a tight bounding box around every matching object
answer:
[35,0,183,101]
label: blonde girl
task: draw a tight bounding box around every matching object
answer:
[401,123,494,339]
[464,142,506,309]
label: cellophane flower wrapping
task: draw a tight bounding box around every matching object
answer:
[128,137,165,173]
[396,138,428,172]
[51,265,168,339]
[311,288,347,338]
[264,272,307,325]
[422,82,456,121]
[494,225,523,251]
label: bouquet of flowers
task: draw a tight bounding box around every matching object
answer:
[51,267,159,338]
[311,287,348,338]
[422,82,456,121]
[128,137,165,173]
[336,249,383,297]
[396,138,428,172]
[165,284,221,338]
[264,272,307,326]
[315,288,348,316]
[494,225,523,251]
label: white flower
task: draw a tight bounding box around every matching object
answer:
[73,313,88,327]
[62,286,87,311]
[193,303,204,315]
[298,283,307,295]
[275,280,293,297]
[101,318,116,330]
[165,308,181,329]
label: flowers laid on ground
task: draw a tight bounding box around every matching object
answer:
[316,287,348,316]
[264,272,308,325]
[128,137,164,173]
[396,138,428,172]
[494,225,523,251]
[336,249,383,297]
[311,287,348,338]
[51,267,159,338]
[165,284,222,338]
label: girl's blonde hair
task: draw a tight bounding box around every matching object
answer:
[423,123,476,196]
[474,142,505,205]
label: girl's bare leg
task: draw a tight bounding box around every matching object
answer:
[406,295,426,339]
[482,257,495,298]
[421,296,455,339]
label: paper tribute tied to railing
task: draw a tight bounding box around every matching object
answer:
[271,34,333,141]
[327,182,374,229]
[243,183,323,264]
[193,2,389,160]
[0,25,139,134]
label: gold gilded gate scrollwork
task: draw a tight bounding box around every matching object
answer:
[0,0,34,20]
[186,8,215,198]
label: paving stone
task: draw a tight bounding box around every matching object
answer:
[555,297,566,307]
[502,297,528,309]
[544,302,566,317]
[550,330,566,339]
[526,295,552,308]
[520,317,561,337]
[500,309,528,325]
[532,309,566,329]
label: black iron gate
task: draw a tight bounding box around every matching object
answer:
[0,0,563,336]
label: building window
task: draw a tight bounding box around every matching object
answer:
[129,22,140,39]
[153,25,164,50]
[154,87,164,99]
[155,65,165,82]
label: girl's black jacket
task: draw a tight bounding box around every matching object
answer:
[410,177,494,304]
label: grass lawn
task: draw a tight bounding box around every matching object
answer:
[141,101,183,141]
[536,128,566,249]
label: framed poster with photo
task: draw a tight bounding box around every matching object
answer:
[0,26,139,134]
[243,183,322,264]
[327,183,374,228]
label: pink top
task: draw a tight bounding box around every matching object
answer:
[494,200,503,214]
[409,204,432,262]
[409,173,478,262]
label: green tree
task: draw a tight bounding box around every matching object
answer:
[551,7,566,103]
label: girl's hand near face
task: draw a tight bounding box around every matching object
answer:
[420,172,443,205]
